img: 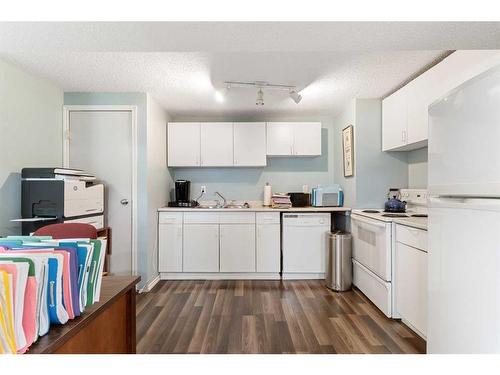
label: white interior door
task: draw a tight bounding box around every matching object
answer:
[67,110,133,276]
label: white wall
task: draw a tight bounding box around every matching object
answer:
[146,94,173,287]
[0,59,63,235]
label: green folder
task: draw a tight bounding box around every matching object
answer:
[86,240,101,307]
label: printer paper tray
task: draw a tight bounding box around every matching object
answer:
[11,217,58,222]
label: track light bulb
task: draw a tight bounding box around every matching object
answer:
[256,89,264,106]
[214,90,225,103]
[289,89,302,104]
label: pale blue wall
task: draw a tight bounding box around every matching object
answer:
[333,99,408,209]
[408,147,428,188]
[171,117,335,201]
[333,99,357,208]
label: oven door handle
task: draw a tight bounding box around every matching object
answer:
[351,214,387,229]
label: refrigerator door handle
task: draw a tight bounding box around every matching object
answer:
[429,196,500,210]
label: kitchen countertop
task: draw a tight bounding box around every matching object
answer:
[351,209,427,230]
[158,206,351,213]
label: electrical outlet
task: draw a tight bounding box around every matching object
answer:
[201,185,206,194]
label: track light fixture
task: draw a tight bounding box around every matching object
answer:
[289,89,302,104]
[256,89,264,106]
[217,81,302,105]
[214,84,230,103]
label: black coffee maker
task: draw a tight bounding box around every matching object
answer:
[168,180,199,207]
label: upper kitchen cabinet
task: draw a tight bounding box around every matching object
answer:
[293,122,322,156]
[266,122,293,155]
[168,122,201,166]
[200,122,233,166]
[382,50,500,152]
[267,122,321,156]
[233,122,267,166]
[382,86,408,151]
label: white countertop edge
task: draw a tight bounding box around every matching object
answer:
[393,218,428,231]
[158,206,351,212]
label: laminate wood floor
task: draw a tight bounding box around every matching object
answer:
[136,280,426,354]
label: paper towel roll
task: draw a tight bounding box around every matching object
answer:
[263,183,272,206]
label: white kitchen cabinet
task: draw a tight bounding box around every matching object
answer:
[383,50,500,152]
[267,122,321,156]
[395,241,427,337]
[158,213,183,272]
[266,122,294,155]
[256,213,280,273]
[233,122,266,166]
[167,122,200,166]
[382,86,408,151]
[395,224,428,338]
[183,224,219,272]
[219,224,256,272]
[293,122,322,156]
[406,74,435,146]
[200,122,233,166]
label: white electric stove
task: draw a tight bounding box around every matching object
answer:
[350,189,428,318]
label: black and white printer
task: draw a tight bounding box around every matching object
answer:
[17,168,105,234]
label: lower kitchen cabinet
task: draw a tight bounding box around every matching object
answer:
[158,222,183,272]
[183,224,219,272]
[158,212,183,272]
[256,214,280,273]
[395,227,428,338]
[219,224,256,272]
[158,210,282,278]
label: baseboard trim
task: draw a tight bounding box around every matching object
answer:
[282,272,325,280]
[159,272,281,280]
[139,274,160,293]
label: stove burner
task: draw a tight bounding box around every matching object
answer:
[411,214,428,218]
[381,213,409,218]
[362,210,380,213]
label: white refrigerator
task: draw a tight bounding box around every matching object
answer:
[427,64,500,353]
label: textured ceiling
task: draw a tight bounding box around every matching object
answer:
[1,22,498,118]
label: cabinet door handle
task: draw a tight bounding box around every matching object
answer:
[402,130,407,143]
[290,145,293,155]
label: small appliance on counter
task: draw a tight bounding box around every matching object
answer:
[168,179,199,207]
[288,192,311,207]
[384,188,406,213]
[311,184,343,207]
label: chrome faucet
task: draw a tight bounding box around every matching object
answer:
[214,191,227,208]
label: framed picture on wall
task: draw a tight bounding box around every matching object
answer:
[342,125,354,177]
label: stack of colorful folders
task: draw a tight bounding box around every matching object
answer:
[0,235,107,354]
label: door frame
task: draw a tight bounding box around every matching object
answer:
[63,105,138,276]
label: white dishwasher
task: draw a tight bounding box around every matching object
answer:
[282,213,331,279]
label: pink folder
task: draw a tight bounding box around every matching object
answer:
[0,260,37,353]
[1,248,74,320]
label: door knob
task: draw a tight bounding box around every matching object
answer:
[120,199,129,205]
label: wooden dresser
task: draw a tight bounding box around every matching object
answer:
[28,276,140,354]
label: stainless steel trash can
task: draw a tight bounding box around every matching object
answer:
[325,231,352,292]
